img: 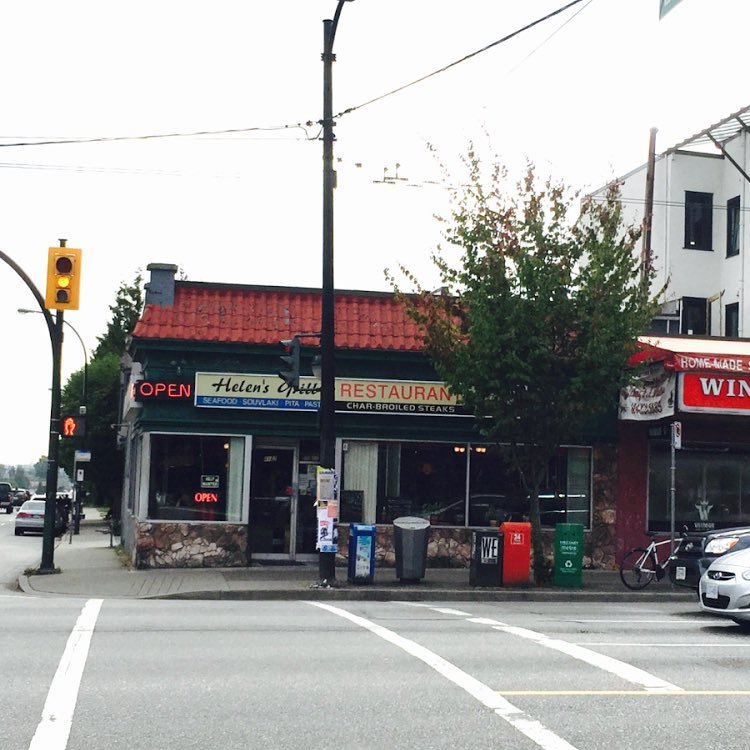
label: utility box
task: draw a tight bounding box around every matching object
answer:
[347,524,376,584]
[554,523,584,588]
[393,516,430,582]
[470,530,503,586]
[500,521,531,586]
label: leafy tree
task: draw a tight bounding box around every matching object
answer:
[34,456,47,480]
[93,272,143,358]
[59,272,144,512]
[13,466,30,488]
[389,155,660,581]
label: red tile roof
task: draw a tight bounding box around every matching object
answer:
[133,282,425,352]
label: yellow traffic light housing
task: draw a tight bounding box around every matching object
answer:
[45,247,82,310]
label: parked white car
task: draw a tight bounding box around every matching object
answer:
[699,547,750,630]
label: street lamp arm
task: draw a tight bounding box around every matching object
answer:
[0,250,55,347]
[18,308,88,405]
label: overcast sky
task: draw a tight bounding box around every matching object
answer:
[0,0,744,468]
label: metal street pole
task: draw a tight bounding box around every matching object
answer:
[40,308,63,572]
[0,242,67,572]
[319,0,351,583]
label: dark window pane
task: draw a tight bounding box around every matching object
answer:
[681,296,707,335]
[727,196,740,256]
[148,434,237,521]
[726,302,739,338]
[684,191,713,251]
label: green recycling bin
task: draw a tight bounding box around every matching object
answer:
[554,523,584,588]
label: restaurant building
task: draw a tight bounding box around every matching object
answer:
[618,335,750,559]
[119,264,616,570]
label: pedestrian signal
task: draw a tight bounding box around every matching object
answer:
[61,415,86,437]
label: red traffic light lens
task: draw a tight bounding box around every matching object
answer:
[55,256,73,274]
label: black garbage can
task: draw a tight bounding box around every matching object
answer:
[470,529,503,586]
[393,516,430,582]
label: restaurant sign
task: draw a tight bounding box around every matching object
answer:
[680,372,750,415]
[194,373,470,415]
[619,364,675,421]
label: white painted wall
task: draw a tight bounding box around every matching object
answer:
[596,129,750,338]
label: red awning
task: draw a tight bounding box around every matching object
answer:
[632,336,750,374]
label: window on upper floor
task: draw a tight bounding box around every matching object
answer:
[727,196,740,257]
[684,191,713,251]
[681,296,708,335]
[726,302,739,338]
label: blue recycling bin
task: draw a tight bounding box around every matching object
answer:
[348,524,376,584]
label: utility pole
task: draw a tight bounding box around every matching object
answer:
[641,127,657,284]
[318,0,352,584]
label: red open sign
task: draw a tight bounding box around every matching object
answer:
[194,492,218,503]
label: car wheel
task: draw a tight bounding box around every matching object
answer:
[14,529,22,536]
[732,618,750,631]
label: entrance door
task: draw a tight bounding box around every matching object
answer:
[249,446,295,558]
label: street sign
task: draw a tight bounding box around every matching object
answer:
[76,468,85,482]
[75,450,92,462]
[659,0,684,19]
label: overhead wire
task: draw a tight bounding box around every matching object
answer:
[334,0,587,120]
[0,0,587,153]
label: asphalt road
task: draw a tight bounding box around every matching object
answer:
[0,508,51,589]
[0,592,747,750]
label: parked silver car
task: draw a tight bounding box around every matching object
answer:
[699,547,750,630]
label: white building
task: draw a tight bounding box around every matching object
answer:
[598,105,750,338]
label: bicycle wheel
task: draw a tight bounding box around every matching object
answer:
[619,547,657,590]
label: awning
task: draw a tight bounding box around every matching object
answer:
[632,336,750,374]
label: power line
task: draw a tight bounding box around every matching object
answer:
[335,0,587,120]
[0,123,316,150]
[0,1,587,152]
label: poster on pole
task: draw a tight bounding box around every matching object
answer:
[316,467,339,553]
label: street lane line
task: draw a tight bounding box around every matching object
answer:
[486,623,682,693]
[498,690,750,696]
[432,607,473,616]
[29,599,103,750]
[309,602,579,750]
[579,642,746,647]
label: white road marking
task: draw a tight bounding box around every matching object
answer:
[432,607,473,616]
[579,642,746,647]
[310,602,579,750]
[29,599,103,750]
[486,623,682,693]
[399,606,683,693]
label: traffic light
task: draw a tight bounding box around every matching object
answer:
[45,247,82,310]
[60,415,86,438]
[278,337,300,389]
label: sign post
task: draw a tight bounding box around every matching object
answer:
[670,421,682,551]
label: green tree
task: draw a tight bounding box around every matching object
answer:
[93,272,143,358]
[59,272,144,511]
[389,156,660,581]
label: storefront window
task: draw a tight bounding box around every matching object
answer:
[339,440,592,527]
[148,434,244,522]
[649,445,750,532]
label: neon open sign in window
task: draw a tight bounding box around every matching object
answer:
[132,380,192,401]
[194,492,219,503]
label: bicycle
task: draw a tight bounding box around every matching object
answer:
[619,532,680,590]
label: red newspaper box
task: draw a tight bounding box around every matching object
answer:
[500,521,531,585]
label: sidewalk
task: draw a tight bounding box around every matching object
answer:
[17,517,695,602]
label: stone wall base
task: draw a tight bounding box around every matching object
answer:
[134,522,247,569]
